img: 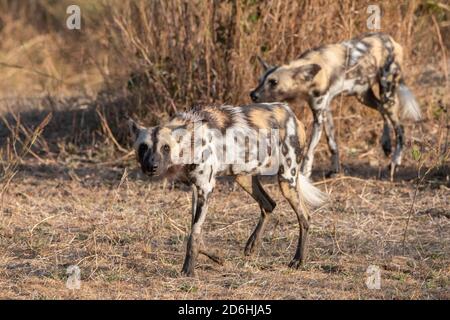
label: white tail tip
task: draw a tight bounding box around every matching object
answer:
[398,84,422,121]
[298,174,328,208]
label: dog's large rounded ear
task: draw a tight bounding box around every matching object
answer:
[257,55,272,71]
[292,64,321,81]
[128,118,142,140]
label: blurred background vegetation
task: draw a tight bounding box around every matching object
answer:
[0,0,448,166]
[0,1,448,102]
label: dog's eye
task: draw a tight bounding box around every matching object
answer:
[268,79,278,87]
[162,144,170,153]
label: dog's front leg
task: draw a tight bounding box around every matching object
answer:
[181,184,211,277]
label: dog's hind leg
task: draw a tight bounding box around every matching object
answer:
[357,88,393,157]
[278,177,310,269]
[323,108,340,176]
[380,62,404,180]
[235,175,276,256]
[384,100,404,181]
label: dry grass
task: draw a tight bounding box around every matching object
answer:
[0,158,448,299]
[0,0,449,299]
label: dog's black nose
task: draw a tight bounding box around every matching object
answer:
[250,91,259,102]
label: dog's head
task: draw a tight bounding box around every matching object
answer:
[250,56,321,103]
[128,119,179,177]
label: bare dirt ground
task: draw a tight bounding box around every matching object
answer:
[0,154,448,299]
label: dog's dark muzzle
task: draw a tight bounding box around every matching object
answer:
[141,154,159,176]
[250,90,260,102]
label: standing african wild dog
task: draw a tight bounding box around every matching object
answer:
[129,103,326,277]
[250,32,422,180]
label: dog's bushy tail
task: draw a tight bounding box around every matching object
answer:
[297,174,327,209]
[397,83,422,121]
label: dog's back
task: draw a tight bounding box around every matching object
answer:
[290,32,404,97]
[168,102,307,177]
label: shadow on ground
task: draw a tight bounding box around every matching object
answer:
[1,97,448,188]
[0,96,134,154]
[13,159,450,191]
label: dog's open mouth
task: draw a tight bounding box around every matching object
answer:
[147,170,158,177]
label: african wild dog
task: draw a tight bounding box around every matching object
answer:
[250,32,422,180]
[129,103,326,277]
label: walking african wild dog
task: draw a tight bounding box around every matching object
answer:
[128,103,326,276]
[250,32,422,180]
